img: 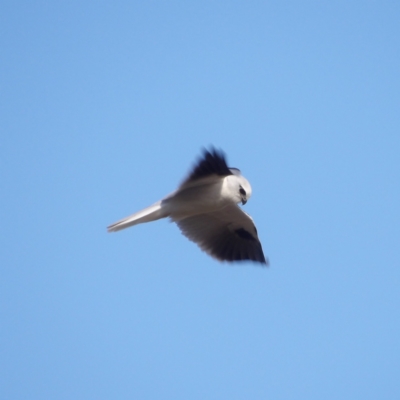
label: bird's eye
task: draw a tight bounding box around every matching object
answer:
[239,187,246,196]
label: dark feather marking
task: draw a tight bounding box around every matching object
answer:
[234,229,267,264]
[215,235,232,261]
[235,228,256,241]
[184,148,232,183]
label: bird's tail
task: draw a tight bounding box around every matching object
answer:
[107,201,167,232]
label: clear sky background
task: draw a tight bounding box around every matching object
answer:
[1,2,399,399]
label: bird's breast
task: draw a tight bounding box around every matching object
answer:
[162,182,230,220]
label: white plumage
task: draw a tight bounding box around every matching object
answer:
[107,148,267,265]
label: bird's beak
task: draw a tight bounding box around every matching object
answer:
[241,198,247,205]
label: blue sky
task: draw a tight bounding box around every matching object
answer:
[1,2,399,399]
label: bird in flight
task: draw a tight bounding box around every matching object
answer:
[107,148,268,265]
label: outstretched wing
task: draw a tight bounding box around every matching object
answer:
[175,204,268,265]
[181,148,233,186]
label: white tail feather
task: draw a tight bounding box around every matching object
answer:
[107,201,166,232]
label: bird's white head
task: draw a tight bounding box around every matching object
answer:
[225,173,252,205]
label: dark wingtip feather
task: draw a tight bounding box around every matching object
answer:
[183,147,233,183]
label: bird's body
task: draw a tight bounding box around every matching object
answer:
[108,148,268,265]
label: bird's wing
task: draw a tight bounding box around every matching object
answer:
[180,148,235,188]
[175,204,268,265]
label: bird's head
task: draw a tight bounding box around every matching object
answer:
[226,174,252,205]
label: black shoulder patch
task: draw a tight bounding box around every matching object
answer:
[234,228,256,241]
[184,148,232,183]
